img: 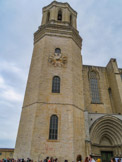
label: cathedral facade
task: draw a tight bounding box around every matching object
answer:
[14,1,122,162]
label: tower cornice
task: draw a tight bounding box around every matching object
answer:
[34,23,82,49]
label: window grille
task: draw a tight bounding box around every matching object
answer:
[49,115,58,140]
[52,76,60,93]
[89,71,100,103]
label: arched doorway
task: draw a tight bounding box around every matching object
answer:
[90,115,122,162]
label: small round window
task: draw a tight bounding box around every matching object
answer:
[55,48,61,54]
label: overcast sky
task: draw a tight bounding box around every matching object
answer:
[0,0,122,148]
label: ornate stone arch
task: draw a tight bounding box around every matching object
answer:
[46,11,50,23]
[100,135,113,146]
[90,115,122,156]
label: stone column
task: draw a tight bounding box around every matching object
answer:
[72,15,77,29]
[63,8,70,23]
[50,7,56,21]
[41,12,47,25]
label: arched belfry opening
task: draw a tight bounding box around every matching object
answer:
[70,14,72,25]
[57,10,62,21]
[47,11,50,23]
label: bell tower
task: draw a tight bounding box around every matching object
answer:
[14,1,86,161]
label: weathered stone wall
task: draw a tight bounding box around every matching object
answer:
[14,25,86,161]
[14,105,37,159]
[82,61,122,114]
[30,104,74,162]
[82,65,112,114]
[83,62,122,158]
[106,59,122,114]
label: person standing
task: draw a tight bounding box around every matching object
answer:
[111,158,116,162]
[117,159,121,162]
[84,157,89,162]
[88,155,95,162]
[76,155,82,162]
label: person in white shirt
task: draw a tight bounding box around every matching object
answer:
[88,155,95,162]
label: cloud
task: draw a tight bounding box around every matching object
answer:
[0,75,23,102]
[0,75,4,85]
[0,62,21,73]
[0,61,27,82]
[0,74,22,148]
[76,0,122,67]
[1,89,23,102]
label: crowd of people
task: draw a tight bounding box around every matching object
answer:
[0,155,121,162]
[0,158,32,162]
[84,155,121,162]
[76,154,121,162]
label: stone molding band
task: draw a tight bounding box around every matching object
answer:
[22,101,84,112]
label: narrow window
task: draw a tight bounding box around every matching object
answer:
[57,10,62,21]
[89,71,100,103]
[49,115,58,140]
[52,76,60,93]
[120,73,122,80]
[70,15,72,25]
[47,12,50,22]
[108,87,112,96]
[108,87,114,112]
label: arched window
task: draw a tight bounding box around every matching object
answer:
[55,48,61,56]
[47,12,50,22]
[52,76,60,93]
[57,10,62,21]
[49,115,58,140]
[89,71,100,103]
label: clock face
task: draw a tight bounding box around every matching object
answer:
[54,52,62,60]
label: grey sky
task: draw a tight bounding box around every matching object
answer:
[0,0,122,148]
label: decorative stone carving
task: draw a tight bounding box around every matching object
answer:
[48,52,67,67]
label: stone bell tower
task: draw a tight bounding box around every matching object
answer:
[14,1,86,161]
